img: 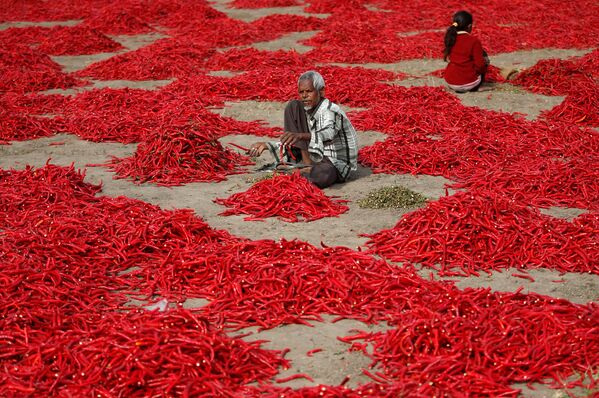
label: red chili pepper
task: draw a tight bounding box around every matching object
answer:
[306,348,323,357]
[511,273,535,282]
[275,373,315,383]
[228,142,251,152]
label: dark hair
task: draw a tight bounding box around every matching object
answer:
[443,10,473,61]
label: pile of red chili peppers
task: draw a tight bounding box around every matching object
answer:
[215,171,349,221]
[0,43,81,93]
[230,0,301,8]
[1,0,598,396]
[364,191,598,276]
[356,86,599,210]
[511,51,599,127]
[0,25,122,55]
[107,128,252,185]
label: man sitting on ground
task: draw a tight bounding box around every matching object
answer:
[249,70,358,189]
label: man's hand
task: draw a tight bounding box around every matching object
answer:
[249,142,267,157]
[280,132,310,147]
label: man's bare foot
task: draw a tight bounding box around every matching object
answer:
[275,163,295,172]
[299,166,312,176]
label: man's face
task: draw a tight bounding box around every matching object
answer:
[298,79,321,110]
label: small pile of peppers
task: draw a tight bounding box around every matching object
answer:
[107,128,252,185]
[215,171,349,222]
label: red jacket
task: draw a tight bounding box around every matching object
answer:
[444,33,488,85]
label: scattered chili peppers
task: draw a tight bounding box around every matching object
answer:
[511,273,535,282]
[306,348,323,357]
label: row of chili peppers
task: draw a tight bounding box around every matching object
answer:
[230,0,301,8]
[1,164,597,396]
[82,6,154,35]
[3,0,598,67]
[72,42,398,100]
[298,1,599,63]
[364,190,598,276]
[356,93,598,211]
[73,38,217,81]
[0,43,82,93]
[0,25,123,56]
[510,50,599,127]
[5,82,281,142]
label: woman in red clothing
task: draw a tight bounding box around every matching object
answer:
[443,10,490,93]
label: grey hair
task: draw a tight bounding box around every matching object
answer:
[298,70,325,91]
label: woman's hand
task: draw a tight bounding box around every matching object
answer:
[249,142,267,157]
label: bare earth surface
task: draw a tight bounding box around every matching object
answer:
[0,1,597,396]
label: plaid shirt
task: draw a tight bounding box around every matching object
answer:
[306,98,358,180]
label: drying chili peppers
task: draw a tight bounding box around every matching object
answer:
[83,7,154,35]
[74,38,216,81]
[36,25,124,56]
[541,88,599,127]
[204,48,313,73]
[249,14,324,36]
[0,43,81,93]
[2,0,599,396]
[511,58,596,96]
[59,87,173,143]
[55,86,279,144]
[507,54,599,127]
[356,86,599,209]
[230,0,301,8]
[215,171,349,222]
[0,308,288,397]
[107,128,252,185]
[0,109,64,143]
[357,288,598,396]
[0,164,597,396]
[364,191,598,276]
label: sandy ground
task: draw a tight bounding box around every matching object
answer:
[1,1,597,396]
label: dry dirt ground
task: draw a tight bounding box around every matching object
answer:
[1,0,597,396]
